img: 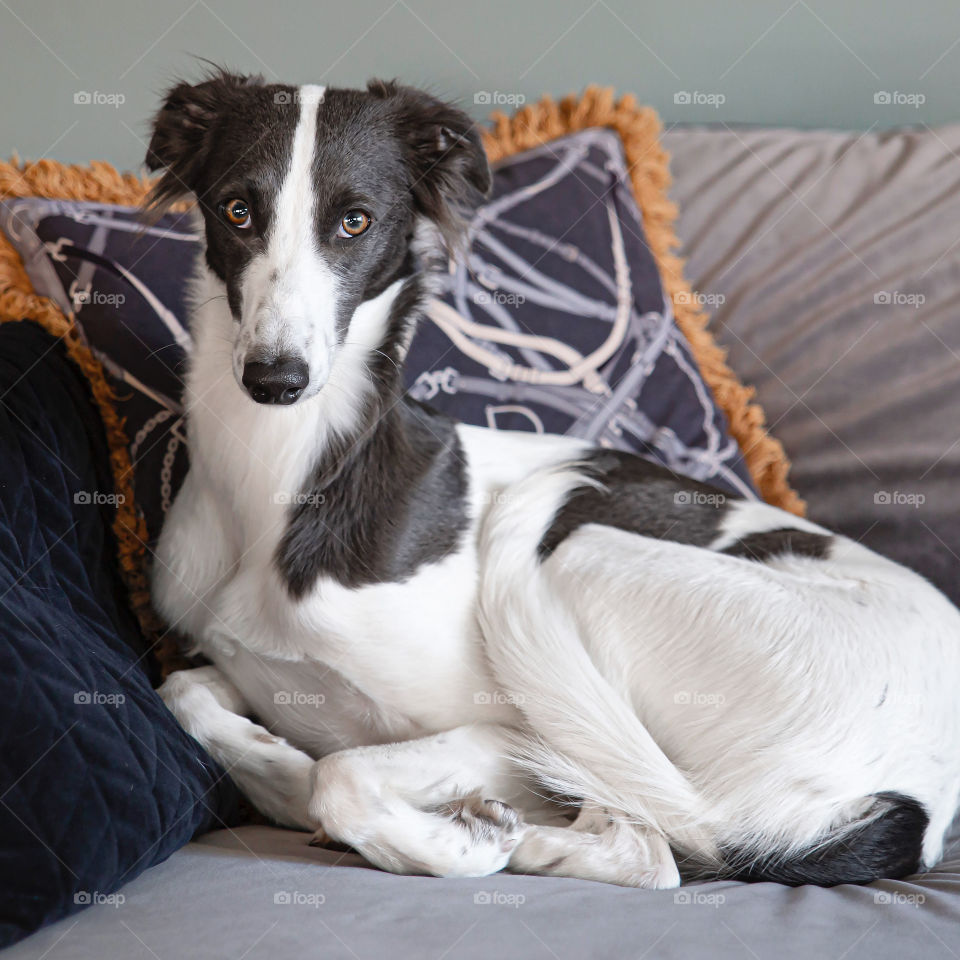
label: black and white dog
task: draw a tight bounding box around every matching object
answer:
[149,72,960,888]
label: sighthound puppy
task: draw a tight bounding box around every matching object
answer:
[149,72,960,888]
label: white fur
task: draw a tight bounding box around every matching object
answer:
[233,84,339,396]
[153,88,960,887]
[478,470,960,870]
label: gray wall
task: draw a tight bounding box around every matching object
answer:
[2,0,959,170]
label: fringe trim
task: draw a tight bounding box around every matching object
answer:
[0,96,802,670]
[0,158,186,672]
[482,88,804,514]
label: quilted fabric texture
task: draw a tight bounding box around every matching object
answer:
[0,321,239,947]
[0,129,757,548]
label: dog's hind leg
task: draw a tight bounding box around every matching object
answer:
[308,724,530,878]
[508,804,680,888]
[159,666,316,830]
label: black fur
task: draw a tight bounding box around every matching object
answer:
[538,451,836,570]
[538,450,737,559]
[367,79,491,254]
[725,793,928,886]
[146,70,297,319]
[276,397,469,596]
[146,72,490,332]
[722,528,833,562]
[274,276,469,596]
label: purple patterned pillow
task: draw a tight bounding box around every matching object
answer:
[0,129,756,543]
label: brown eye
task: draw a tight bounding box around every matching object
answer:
[221,198,251,229]
[337,210,371,238]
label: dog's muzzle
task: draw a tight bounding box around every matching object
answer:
[242,357,309,405]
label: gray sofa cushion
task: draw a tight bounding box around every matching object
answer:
[663,124,960,605]
[7,824,959,960]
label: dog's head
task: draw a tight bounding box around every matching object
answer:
[146,72,490,405]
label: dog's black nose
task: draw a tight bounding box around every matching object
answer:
[242,358,309,405]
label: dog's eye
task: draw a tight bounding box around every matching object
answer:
[221,199,252,229]
[337,210,372,238]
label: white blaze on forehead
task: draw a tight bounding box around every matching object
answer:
[240,83,339,385]
[270,84,325,262]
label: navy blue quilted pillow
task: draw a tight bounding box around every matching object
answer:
[0,321,239,947]
[0,129,757,547]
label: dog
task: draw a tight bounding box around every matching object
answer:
[148,71,960,888]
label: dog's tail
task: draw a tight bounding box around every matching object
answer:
[477,464,715,859]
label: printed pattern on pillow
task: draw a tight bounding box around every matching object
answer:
[0,129,757,544]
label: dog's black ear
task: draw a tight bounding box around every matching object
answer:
[146,71,261,211]
[370,80,491,252]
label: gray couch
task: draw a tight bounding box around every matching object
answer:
[9,123,960,960]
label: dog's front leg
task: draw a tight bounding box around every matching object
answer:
[309,724,528,878]
[159,666,316,830]
[309,724,680,886]
[152,471,234,640]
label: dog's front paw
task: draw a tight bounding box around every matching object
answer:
[442,796,525,855]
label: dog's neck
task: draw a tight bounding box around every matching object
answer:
[182,263,435,557]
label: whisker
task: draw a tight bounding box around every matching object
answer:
[194,295,228,309]
[142,341,187,363]
[341,341,402,376]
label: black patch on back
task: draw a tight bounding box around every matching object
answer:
[275,278,469,597]
[724,792,928,886]
[721,528,833,563]
[538,450,737,559]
